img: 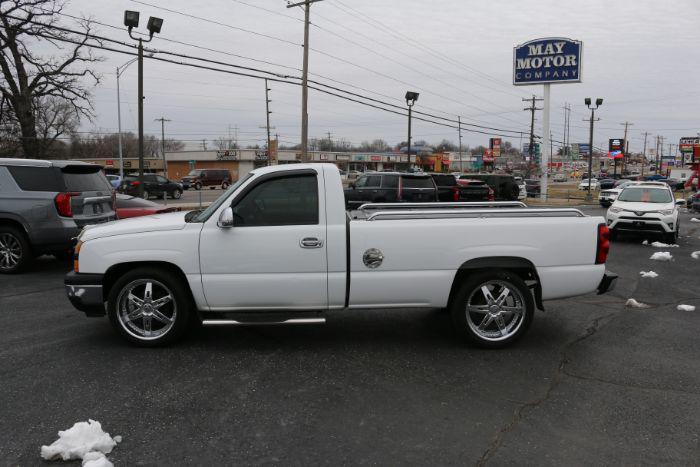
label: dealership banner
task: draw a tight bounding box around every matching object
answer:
[514,38,582,85]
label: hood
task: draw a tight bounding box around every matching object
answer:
[612,200,674,212]
[80,211,189,241]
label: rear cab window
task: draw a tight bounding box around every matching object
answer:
[61,165,112,192]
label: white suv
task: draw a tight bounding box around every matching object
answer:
[606,182,680,242]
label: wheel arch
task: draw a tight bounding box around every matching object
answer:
[447,256,544,311]
[103,261,197,312]
[0,214,31,237]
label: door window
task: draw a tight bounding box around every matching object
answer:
[382,175,399,188]
[156,176,168,183]
[232,174,319,226]
[355,176,368,188]
[365,175,381,188]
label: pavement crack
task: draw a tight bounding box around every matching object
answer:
[0,287,64,300]
[561,369,700,397]
[476,312,616,466]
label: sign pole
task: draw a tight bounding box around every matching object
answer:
[541,83,550,201]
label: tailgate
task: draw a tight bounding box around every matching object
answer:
[61,165,116,226]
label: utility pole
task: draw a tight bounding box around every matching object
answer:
[583,111,601,199]
[620,121,633,174]
[326,131,332,150]
[265,79,272,165]
[641,131,649,176]
[458,116,463,173]
[562,103,570,159]
[154,117,171,177]
[287,0,324,162]
[202,139,207,151]
[523,95,543,172]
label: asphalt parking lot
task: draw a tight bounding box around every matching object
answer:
[1,207,699,465]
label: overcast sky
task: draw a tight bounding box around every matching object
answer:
[58,0,700,153]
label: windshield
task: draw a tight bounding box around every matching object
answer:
[187,170,202,176]
[618,187,672,203]
[189,174,253,222]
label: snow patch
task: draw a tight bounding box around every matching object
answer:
[677,304,696,312]
[639,271,658,278]
[692,251,700,260]
[650,251,673,261]
[691,218,700,223]
[626,298,650,309]
[82,451,114,467]
[642,240,649,245]
[40,420,119,465]
[649,241,678,248]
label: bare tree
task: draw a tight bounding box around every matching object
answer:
[0,0,101,158]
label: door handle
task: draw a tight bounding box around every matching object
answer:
[300,237,323,248]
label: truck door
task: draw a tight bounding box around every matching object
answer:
[198,169,328,310]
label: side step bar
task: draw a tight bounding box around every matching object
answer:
[202,317,325,326]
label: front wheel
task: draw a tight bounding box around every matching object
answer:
[450,270,534,348]
[171,189,182,200]
[142,190,150,200]
[221,181,230,189]
[194,182,202,190]
[0,227,31,274]
[107,267,192,346]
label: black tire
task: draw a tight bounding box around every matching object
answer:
[664,223,679,244]
[171,189,182,200]
[194,182,202,190]
[221,181,230,189]
[107,267,193,347]
[0,226,31,274]
[142,190,150,199]
[450,269,534,348]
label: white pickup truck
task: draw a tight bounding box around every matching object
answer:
[65,164,617,348]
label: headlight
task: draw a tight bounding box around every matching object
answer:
[608,207,622,213]
[660,209,674,216]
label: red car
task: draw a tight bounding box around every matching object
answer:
[115,194,181,219]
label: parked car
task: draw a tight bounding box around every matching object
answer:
[598,179,616,190]
[118,174,183,200]
[606,181,681,243]
[115,194,181,219]
[578,178,599,190]
[598,180,633,207]
[180,169,232,190]
[106,174,121,189]
[524,179,541,197]
[659,178,685,191]
[687,191,700,212]
[552,173,568,182]
[428,173,492,202]
[458,174,520,201]
[0,158,116,273]
[344,172,437,209]
[64,164,616,348]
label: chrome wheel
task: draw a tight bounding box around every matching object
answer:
[465,279,526,342]
[116,279,177,341]
[0,233,22,271]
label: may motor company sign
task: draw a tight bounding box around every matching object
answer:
[513,38,582,85]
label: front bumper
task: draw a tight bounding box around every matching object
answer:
[607,212,676,233]
[64,271,105,317]
[597,271,618,295]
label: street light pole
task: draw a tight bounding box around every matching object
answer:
[124,10,163,197]
[405,91,419,171]
[584,97,603,200]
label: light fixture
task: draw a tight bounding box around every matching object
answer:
[405,91,419,106]
[147,16,164,36]
[124,10,140,29]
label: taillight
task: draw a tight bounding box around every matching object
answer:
[487,187,495,201]
[596,223,610,264]
[452,187,460,201]
[54,192,79,217]
[130,181,141,186]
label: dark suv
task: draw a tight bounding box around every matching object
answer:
[430,173,492,201]
[344,172,437,209]
[0,158,116,273]
[181,169,232,190]
[459,174,520,201]
[118,174,183,199]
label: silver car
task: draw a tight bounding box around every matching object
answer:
[0,158,116,273]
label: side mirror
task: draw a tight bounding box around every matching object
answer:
[675,199,685,205]
[217,207,235,228]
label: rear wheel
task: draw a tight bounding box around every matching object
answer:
[194,182,202,190]
[450,270,534,348]
[0,226,30,274]
[142,190,150,199]
[107,267,192,346]
[171,189,182,200]
[221,181,230,189]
